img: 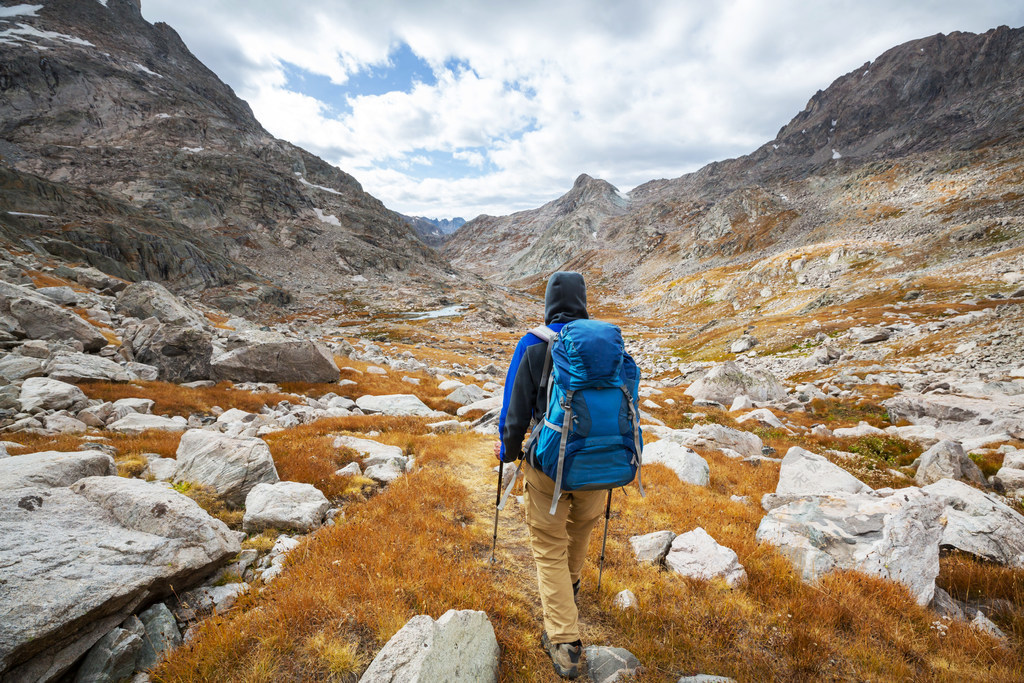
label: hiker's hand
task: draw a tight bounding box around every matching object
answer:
[493,442,501,459]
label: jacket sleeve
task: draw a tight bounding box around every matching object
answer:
[501,344,540,461]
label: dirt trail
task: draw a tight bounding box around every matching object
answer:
[448,437,615,682]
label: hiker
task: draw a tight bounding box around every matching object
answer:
[495,271,642,679]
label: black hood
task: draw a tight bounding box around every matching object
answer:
[545,271,588,324]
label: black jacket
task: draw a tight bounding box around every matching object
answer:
[500,271,588,461]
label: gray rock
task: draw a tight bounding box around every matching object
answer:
[641,441,709,486]
[36,286,79,306]
[7,295,106,352]
[0,450,115,490]
[850,326,891,344]
[174,429,279,507]
[929,586,965,621]
[915,440,987,487]
[135,603,181,671]
[613,589,638,610]
[677,676,737,683]
[145,458,178,481]
[358,609,499,683]
[356,394,445,417]
[992,466,1024,498]
[628,530,676,564]
[212,338,339,383]
[445,384,487,405]
[42,413,89,435]
[921,478,1024,567]
[333,435,404,460]
[242,481,330,533]
[0,477,238,682]
[584,646,641,683]
[364,461,405,484]
[124,362,160,381]
[756,489,943,605]
[117,281,206,328]
[174,583,249,621]
[45,352,131,383]
[0,354,45,382]
[19,377,89,413]
[335,462,362,477]
[73,616,145,683]
[665,528,746,587]
[645,424,763,458]
[775,447,872,496]
[456,396,502,416]
[729,335,758,354]
[107,414,188,434]
[683,361,786,404]
[121,320,213,383]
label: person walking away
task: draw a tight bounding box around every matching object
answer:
[497,271,607,679]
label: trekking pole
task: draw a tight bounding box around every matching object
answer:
[596,489,613,591]
[489,460,503,564]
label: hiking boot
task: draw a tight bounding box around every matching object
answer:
[541,631,581,679]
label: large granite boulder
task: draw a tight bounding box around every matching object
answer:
[117,281,207,328]
[45,352,131,383]
[775,447,872,496]
[0,355,46,382]
[121,319,213,383]
[921,478,1024,567]
[756,488,944,605]
[18,377,89,413]
[212,337,339,383]
[358,609,499,683]
[914,440,987,487]
[174,429,279,506]
[0,281,107,352]
[0,450,115,490]
[683,361,786,404]
[642,441,710,486]
[0,477,238,682]
[629,530,676,564]
[242,481,330,533]
[645,424,763,459]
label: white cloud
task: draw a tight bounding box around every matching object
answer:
[141,0,1024,218]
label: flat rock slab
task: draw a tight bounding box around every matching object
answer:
[756,488,943,605]
[19,377,88,413]
[775,446,872,496]
[333,435,404,460]
[921,478,1024,567]
[212,338,339,383]
[0,450,115,490]
[107,413,188,434]
[641,441,709,486]
[243,481,330,533]
[45,352,130,383]
[585,646,641,683]
[359,609,499,683]
[629,530,676,564]
[0,477,238,682]
[356,394,446,418]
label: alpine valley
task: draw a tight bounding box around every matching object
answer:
[1,2,1023,682]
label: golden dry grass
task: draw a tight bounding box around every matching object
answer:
[154,425,1024,682]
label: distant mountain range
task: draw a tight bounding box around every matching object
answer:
[400,215,467,248]
[445,25,1024,307]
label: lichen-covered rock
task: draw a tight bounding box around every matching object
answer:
[212,337,339,383]
[914,440,987,487]
[0,450,115,490]
[173,429,279,506]
[117,281,207,328]
[242,481,330,533]
[121,320,213,383]
[683,361,786,404]
[45,352,131,383]
[18,377,89,413]
[665,528,746,587]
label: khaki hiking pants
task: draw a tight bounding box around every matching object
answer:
[522,460,607,644]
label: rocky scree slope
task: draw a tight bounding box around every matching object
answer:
[0,0,457,313]
[445,26,1024,306]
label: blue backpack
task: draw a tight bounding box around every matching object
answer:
[502,319,645,515]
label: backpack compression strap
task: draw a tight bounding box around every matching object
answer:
[621,385,646,499]
[548,388,576,515]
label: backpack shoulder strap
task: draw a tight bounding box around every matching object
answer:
[527,325,556,343]
[528,326,556,395]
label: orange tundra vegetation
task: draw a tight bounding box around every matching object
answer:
[154,422,1024,681]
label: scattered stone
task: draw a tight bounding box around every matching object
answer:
[729,336,758,354]
[921,478,1024,567]
[173,429,279,507]
[146,458,178,481]
[613,589,638,610]
[585,646,641,683]
[74,616,145,683]
[427,420,467,433]
[0,450,116,490]
[121,320,213,383]
[6,293,107,352]
[42,413,89,435]
[356,394,444,417]
[107,414,188,434]
[775,447,872,496]
[0,355,45,382]
[756,488,943,605]
[642,441,709,486]
[446,384,487,405]
[665,528,746,587]
[850,326,891,344]
[832,421,886,438]
[117,281,207,328]
[437,379,465,391]
[364,460,405,484]
[629,530,676,564]
[335,462,362,477]
[333,435,404,460]
[683,361,786,404]
[456,396,502,416]
[213,337,339,383]
[136,603,182,671]
[358,609,499,683]
[728,396,754,412]
[735,408,784,430]
[18,377,89,413]
[914,440,987,487]
[243,481,330,533]
[677,676,737,683]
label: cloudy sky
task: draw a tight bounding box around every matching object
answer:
[142,1,1024,220]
